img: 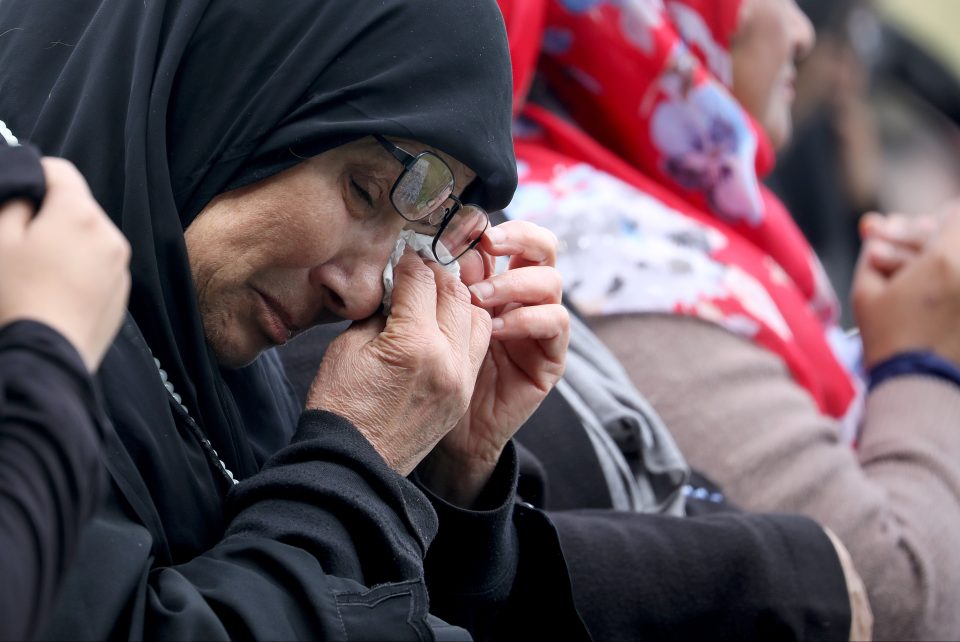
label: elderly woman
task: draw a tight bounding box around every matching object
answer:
[0,1,585,639]
[505,0,960,639]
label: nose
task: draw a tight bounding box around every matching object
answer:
[309,258,387,321]
[790,1,816,62]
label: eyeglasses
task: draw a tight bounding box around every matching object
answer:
[374,134,489,266]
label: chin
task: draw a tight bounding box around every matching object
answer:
[208,331,266,370]
[764,111,794,152]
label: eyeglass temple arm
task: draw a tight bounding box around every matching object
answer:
[373,134,417,168]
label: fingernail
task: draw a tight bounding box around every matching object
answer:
[491,317,504,331]
[486,227,506,246]
[469,281,494,302]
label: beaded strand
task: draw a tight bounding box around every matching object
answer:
[153,357,239,487]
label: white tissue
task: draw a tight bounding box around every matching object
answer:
[382,230,461,313]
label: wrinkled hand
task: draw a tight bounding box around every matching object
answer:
[0,158,130,372]
[418,221,570,506]
[854,204,960,368]
[306,248,491,476]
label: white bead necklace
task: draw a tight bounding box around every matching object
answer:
[153,356,238,486]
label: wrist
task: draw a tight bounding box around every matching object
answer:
[868,350,960,391]
[417,446,502,508]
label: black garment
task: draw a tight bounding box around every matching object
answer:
[516,393,850,641]
[0,1,586,639]
[0,140,45,207]
[550,510,850,641]
[0,322,107,641]
[0,135,107,640]
[280,324,852,642]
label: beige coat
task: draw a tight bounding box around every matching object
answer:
[593,313,960,641]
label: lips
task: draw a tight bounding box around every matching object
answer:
[253,288,300,346]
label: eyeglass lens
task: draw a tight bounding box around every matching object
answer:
[435,204,488,265]
[392,153,455,222]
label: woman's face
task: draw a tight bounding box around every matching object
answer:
[184,136,475,368]
[730,0,815,150]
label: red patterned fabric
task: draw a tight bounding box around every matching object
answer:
[497,0,863,437]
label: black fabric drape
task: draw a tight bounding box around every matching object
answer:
[0,135,107,640]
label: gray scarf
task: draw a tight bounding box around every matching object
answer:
[557,314,690,515]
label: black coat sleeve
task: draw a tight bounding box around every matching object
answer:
[550,509,851,641]
[45,407,586,641]
[0,321,106,640]
[417,442,590,642]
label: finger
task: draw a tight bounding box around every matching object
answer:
[0,198,33,242]
[466,306,493,379]
[478,220,558,268]
[864,239,918,277]
[428,260,474,354]
[491,304,570,360]
[858,213,885,240]
[349,313,388,340]
[468,265,563,309]
[859,213,935,250]
[457,248,487,286]
[385,248,438,327]
[38,157,96,215]
[851,239,891,313]
[935,205,960,245]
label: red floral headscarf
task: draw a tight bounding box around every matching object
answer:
[499,0,863,439]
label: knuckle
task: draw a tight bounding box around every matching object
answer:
[43,157,84,187]
[545,267,564,295]
[403,259,437,288]
[543,227,560,251]
[41,156,73,175]
[437,267,470,300]
[473,305,492,329]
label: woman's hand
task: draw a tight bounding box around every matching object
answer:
[854,204,960,368]
[417,221,570,506]
[306,248,492,476]
[0,158,131,372]
[859,212,938,276]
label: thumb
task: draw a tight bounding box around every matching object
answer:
[385,249,438,331]
[0,199,33,244]
[466,306,492,381]
[343,314,387,345]
[852,238,889,317]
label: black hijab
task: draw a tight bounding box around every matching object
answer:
[0,0,516,475]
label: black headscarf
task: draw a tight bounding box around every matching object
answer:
[0,0,516,474]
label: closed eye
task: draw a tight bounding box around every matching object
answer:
[350,177,374,208]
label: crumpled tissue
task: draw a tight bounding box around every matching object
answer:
[382,230,460,313]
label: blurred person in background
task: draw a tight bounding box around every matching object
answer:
[770,0,960,324]
[505,0,960,639]
[0,127,130,639]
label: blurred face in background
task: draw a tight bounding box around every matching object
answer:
[730,0,816,149]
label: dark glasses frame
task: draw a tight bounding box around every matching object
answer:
[374,134,489,265]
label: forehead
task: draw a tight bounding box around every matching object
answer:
[338,136,477,192]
